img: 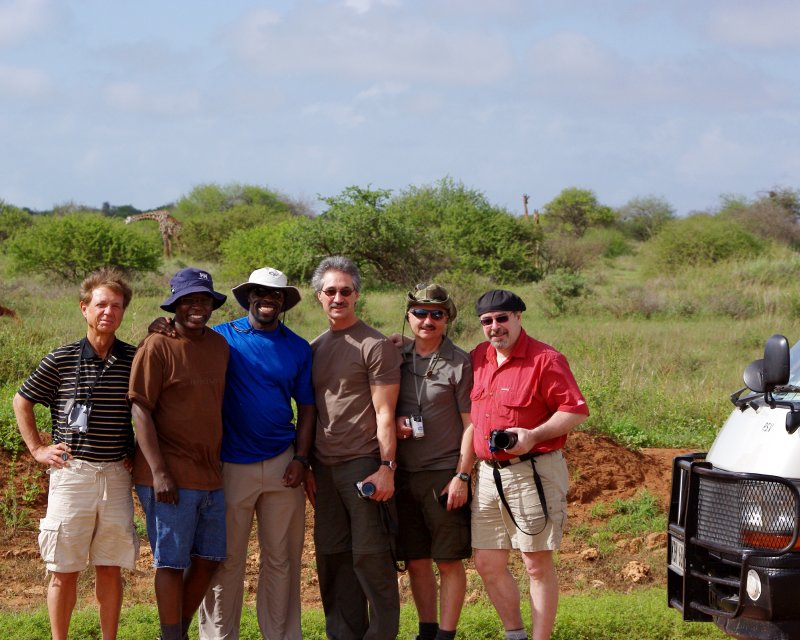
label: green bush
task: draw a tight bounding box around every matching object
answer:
[7,214,161,280]
[541,270,589,315]
[390,178,543,283]
[220,218,318,283]
[181,203,294,261]
[0,203,33,245]
[646,214,763,272]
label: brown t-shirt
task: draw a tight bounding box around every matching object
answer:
[129,330,229,490]
[311,320,402,466]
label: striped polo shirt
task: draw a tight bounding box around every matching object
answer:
[18,338,135,462]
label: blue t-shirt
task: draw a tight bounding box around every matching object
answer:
[213,316,315,464]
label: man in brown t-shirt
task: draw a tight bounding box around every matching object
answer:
[129,268,230,640]
[306,255,402,640]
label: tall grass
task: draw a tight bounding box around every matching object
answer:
[2,258,799,451]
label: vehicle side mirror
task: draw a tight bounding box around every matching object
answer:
[762,334,790,387]
[744,335,791,393]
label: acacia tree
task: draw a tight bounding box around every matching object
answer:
[296,186,437,285]
[542,187,616,237]
[617,195,675,241]
[389,178,543,283]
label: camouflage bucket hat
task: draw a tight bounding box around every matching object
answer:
[405,283,457,322]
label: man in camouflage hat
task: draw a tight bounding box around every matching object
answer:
[395,283,475,640]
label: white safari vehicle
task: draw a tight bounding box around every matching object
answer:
[668,334,800,640]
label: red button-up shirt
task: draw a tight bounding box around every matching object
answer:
[470,329,589,461]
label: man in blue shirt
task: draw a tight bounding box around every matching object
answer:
[196,267,316,640]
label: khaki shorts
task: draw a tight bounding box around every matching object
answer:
[38,459,139,573]
[471,450,568,553]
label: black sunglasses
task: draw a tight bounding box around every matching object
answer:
[479,313,511,326]
[409,308,447,321]
[251,287,284,300]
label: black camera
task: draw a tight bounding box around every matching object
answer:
[489,429,518,450]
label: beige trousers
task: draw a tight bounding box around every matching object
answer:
[198,447,305,639]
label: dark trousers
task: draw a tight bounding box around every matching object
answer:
[313,458,400,640]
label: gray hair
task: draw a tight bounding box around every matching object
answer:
[311,256,362,293]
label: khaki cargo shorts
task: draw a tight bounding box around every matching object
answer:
[38,459,138,573]
[471,450,568,553]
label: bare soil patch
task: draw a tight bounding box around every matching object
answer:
[0,431,696,611]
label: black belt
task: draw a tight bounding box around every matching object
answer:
[484,451,539,469]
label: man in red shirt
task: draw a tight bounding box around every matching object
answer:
[470,290,589,640]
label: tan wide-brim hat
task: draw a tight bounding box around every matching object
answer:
[231,267,302,312]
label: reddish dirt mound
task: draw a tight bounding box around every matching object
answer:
[0,431,697,610]
[564,431,690,516]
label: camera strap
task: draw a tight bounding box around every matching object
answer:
[378,501,407,573]
[491,456,548,537]
[71,338,114,405]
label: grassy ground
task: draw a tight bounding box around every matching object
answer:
[0,590,728,639]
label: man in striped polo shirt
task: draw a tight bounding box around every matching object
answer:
[13,268,139,640]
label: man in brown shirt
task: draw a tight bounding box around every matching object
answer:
[306,255,402,640]
[129,267,229,640]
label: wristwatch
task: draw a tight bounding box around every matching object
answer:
[292,455,310,468]
[381,459,397,471]
[455,472,470,483]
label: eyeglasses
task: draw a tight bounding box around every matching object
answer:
[251,287,284,300]
[479,313,511,326]
[409,308,447,321]
[320,287,355,298]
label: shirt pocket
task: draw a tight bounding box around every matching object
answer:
[470,383,487,403]
[495,388,533,424]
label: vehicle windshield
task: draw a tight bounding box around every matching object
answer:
[779,341,800,393]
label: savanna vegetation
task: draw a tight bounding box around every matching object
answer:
[1,179,798,638]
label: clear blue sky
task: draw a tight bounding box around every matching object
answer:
[2,0,799,215]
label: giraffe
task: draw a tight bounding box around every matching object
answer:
[522,194,539,224]
[125,210,182,258]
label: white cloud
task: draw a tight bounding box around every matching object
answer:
[227,5,513,86]
[676,126,749,182]
[0,0,52,46]
[356,82,408,101]
[525,31,786,113]
[103,82,201,117]
[301,102,366,128]
[0,63,48,97]
[344,0,399,15]
[708,1,800,48]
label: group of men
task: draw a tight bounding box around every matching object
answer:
[13,255,588,640]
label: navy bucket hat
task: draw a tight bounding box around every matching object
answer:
[160,267,227,312]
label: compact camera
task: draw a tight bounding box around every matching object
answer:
[410,415,425,439]
[64,400,92,433]
[355,480,377,499]
[489,429,518,451]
